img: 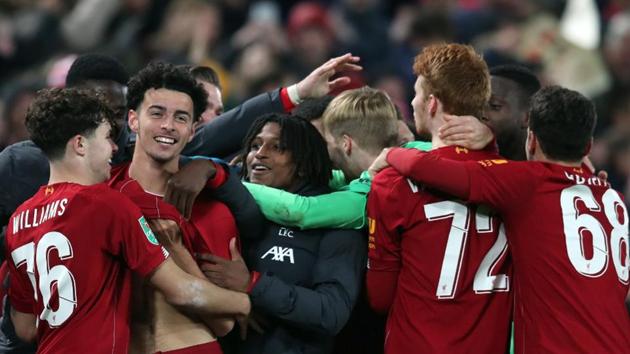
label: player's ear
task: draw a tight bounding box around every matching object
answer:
[583,137,593,156]
[521,112,530,129]
[70,135,87,157]
[342,134,352,156]
[428,95,442,118]
[526,129,536,160]
[128,109,139,133]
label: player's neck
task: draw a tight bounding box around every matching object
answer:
[354,149,379,179]
[48,162,100,186]
[535,152,583,168]
[128,153,178,195]
[431,136,447,149]
[429,115,446,149]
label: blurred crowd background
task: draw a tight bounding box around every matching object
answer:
[0,0,628,199]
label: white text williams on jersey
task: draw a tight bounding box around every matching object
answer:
[12,198,68,234]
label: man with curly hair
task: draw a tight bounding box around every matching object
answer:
[107,61,243,354]
[4,88,251,353]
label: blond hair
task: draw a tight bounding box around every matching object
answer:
[413,43,490,118]
[323,87,399,154]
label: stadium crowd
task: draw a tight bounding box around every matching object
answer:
[0,0,629,354]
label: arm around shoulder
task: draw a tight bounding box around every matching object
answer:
[245,182,367,229]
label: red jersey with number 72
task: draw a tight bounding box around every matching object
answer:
[367,146,512,354]
[5,183,169,354]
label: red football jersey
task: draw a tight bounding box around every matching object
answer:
[387,147,630,353]
[5,182,168,354]
[367,146,512,354]
[108,163,236,260]
[465,160,630,353]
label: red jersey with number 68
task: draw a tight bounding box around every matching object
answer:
[5,183,169,354]
[464,160,630,353]
[387,147,630,353]
[367,146,512,354]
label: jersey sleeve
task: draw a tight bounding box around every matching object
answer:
[366,168,407,312]
[366,168,405,273]
[6,246,36,313]
[101,192,169,277]
[328,170,348,191]
[243,181,367,230]
[387,147,536,212]
[464,159,539,211]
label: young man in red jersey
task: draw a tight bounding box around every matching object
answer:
[373,85,630,353]
[5,88,250,353]
[107,61,239,353]
[366,43,512,354]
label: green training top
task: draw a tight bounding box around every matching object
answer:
[244,140,432,229]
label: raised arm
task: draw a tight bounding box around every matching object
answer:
[183,90,285,158]
[183,54,362,159]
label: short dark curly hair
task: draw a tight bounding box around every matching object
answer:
[66,54,129,87]
[529,86,596,162]
[126,62,207,122]
[26,88,115,160]
[240,113,332,188]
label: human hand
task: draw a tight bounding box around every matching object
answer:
[165,159,217,218]
[583,156,609,184]
[295,53,362,99]
[597,169,608,183]
[368,148,391,178]
[149,219,182,247]
[439,114,494,150]
[198,238,250,292]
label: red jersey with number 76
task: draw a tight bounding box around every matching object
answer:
[5,183,169,354]
[387,147,630,353]
[367,146,512,354]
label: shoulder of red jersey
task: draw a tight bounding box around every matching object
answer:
[108,163,131,188]
[372,167,408,190]
[77,183,142,216]
[191,193,235,222]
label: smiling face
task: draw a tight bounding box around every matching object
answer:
[84,121,118,183]
[128,88,195,165]
[245,122,299,190]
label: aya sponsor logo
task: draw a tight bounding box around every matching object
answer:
[261,246,295,264]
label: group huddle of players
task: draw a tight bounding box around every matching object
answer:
[0,42,628,354]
